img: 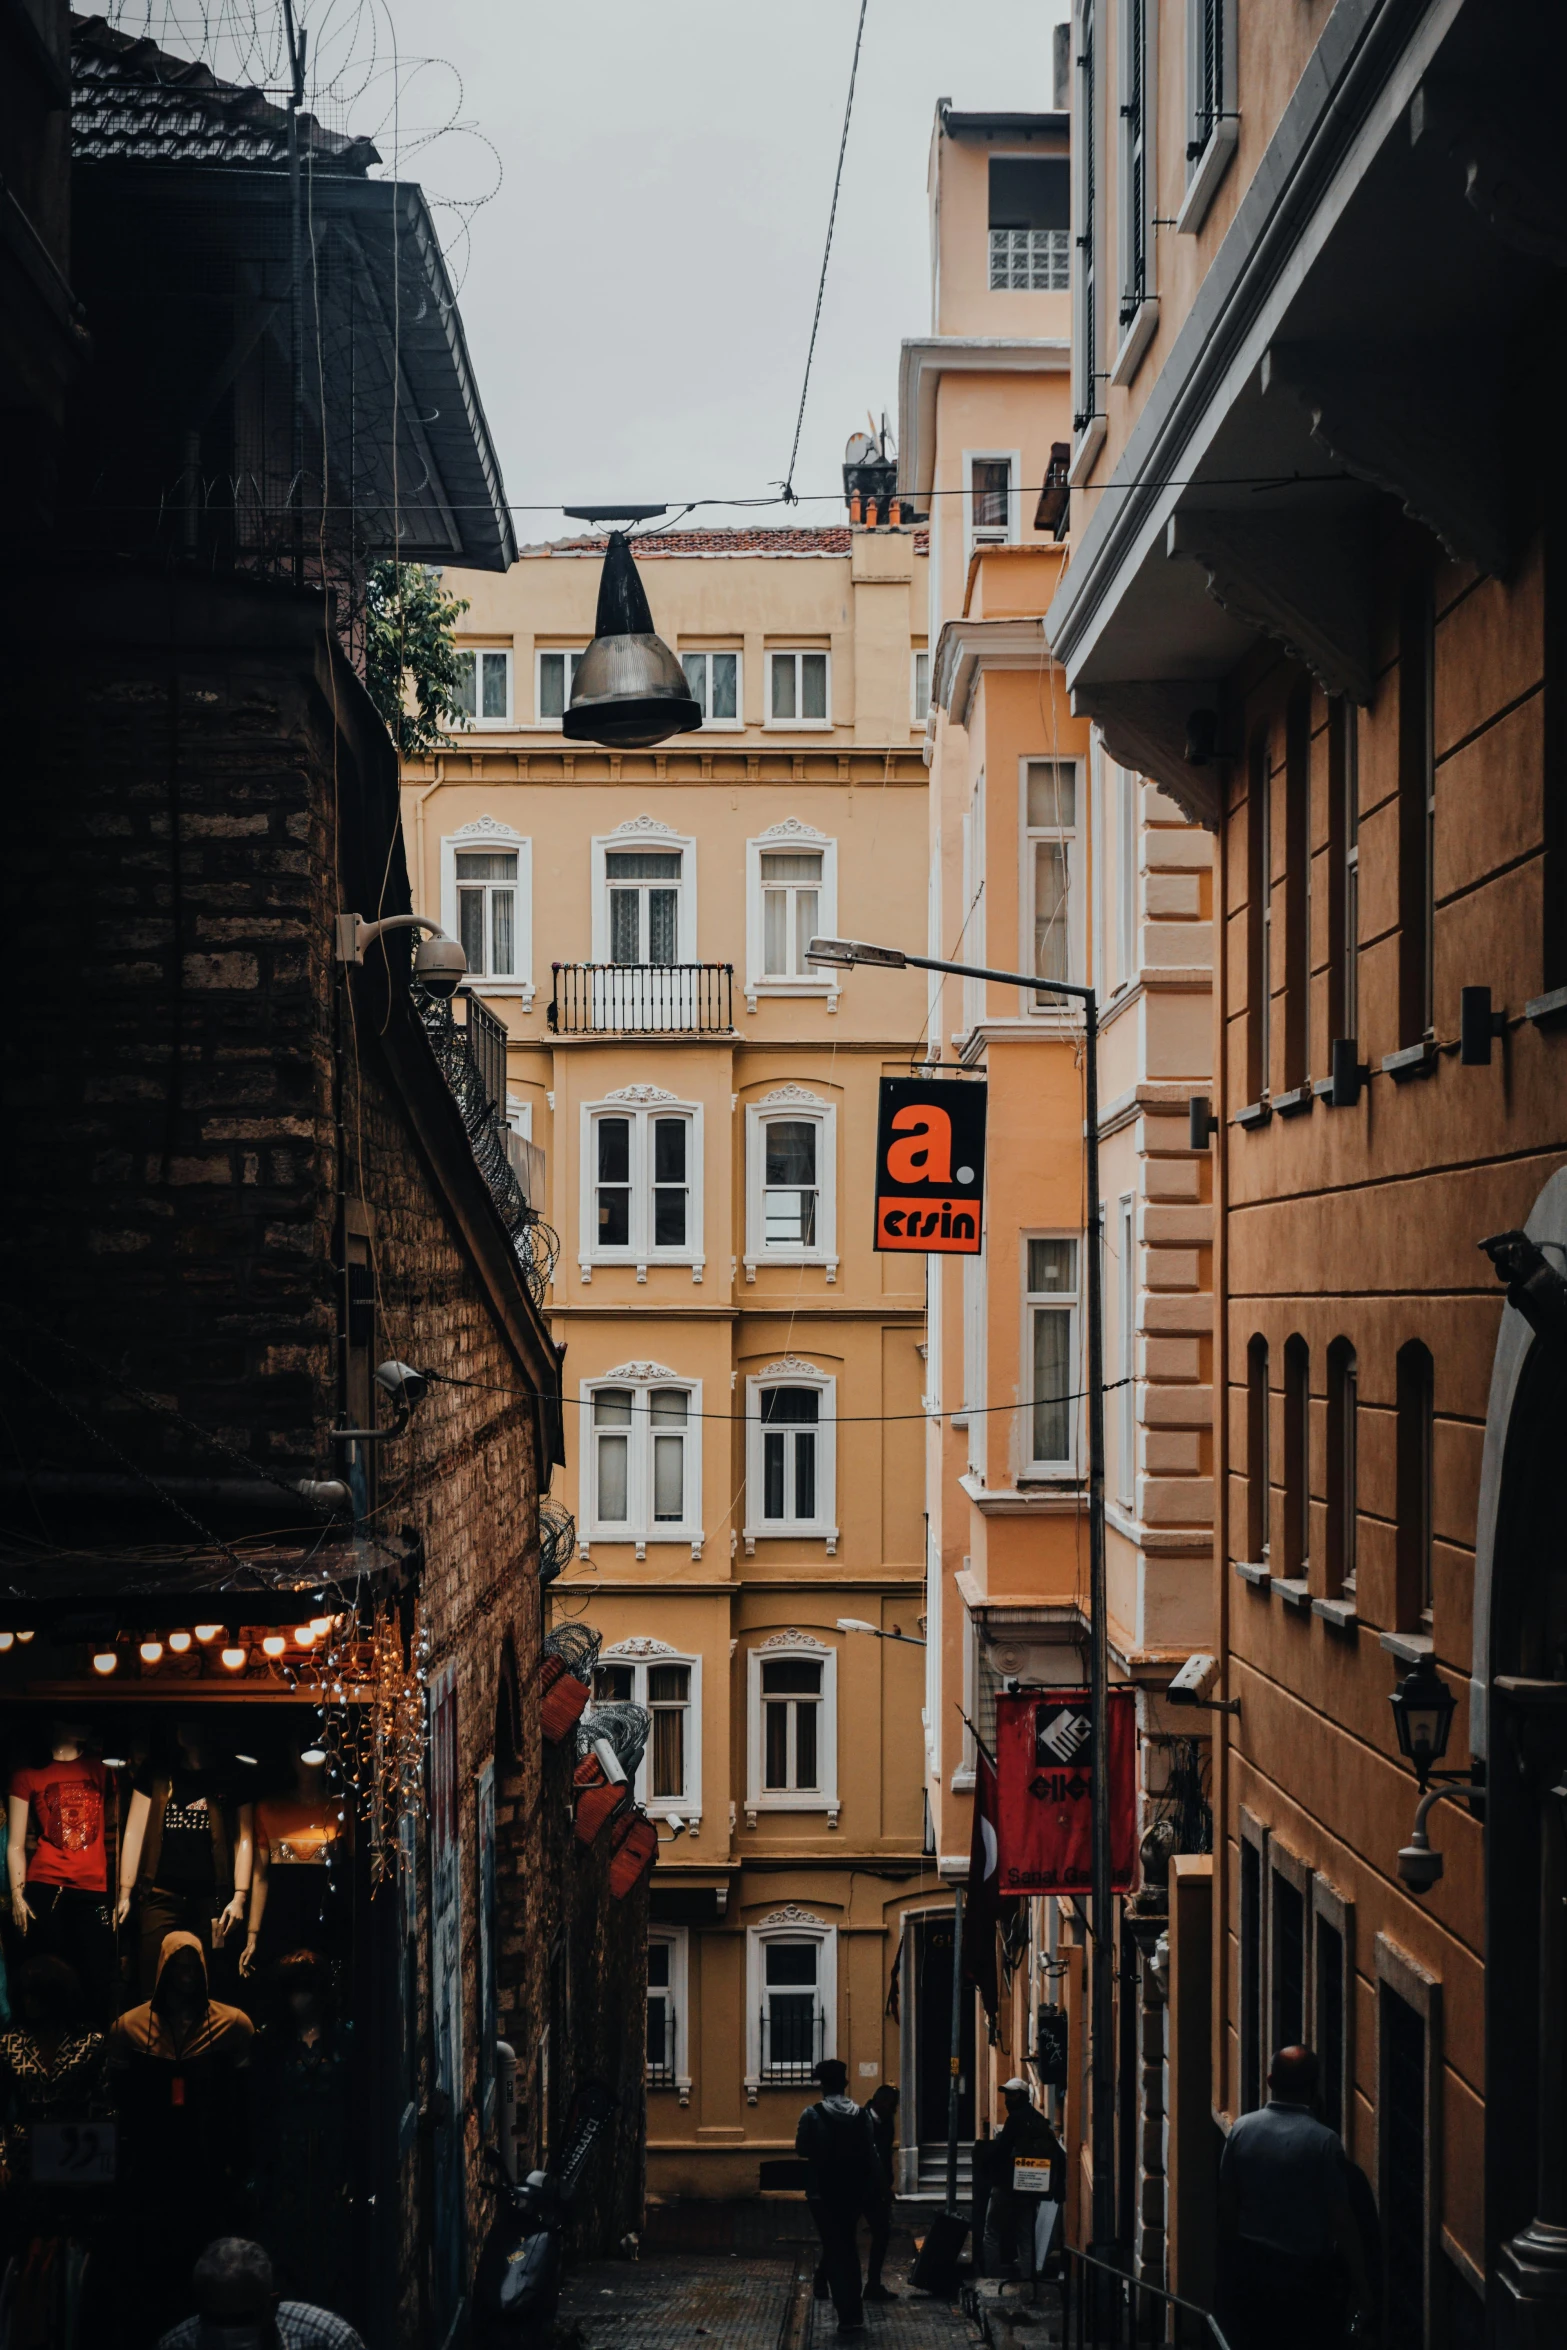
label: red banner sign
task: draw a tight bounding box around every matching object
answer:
[994,1689,1138,1895]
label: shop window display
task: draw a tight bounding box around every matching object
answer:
[118,1721,255,1997]
[7,1722,116,2023]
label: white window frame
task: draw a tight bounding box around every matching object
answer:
[439,817,533,1004]
[912,648,931,724]
[454,645,514,728]
[1020,757,1084,1007]
[593,1640,703,1825]
[679,647,743,730]
[646,1926,692,2104]
[963,448,1022,562]
[744,1910,837,2101]
[743,1086,838,1284]
[533,644,587,729]
[1021,1230,1084,1480]
[590,817,698,964]
[579,1362,704,1560]
[578,1087,704,1284]
[1118,1194,1137,1506]
[743,1359,839,1556]
[1112,0,1159,385]
[1176,0,1238,234]
[744,822,839,1011]
[745,1638,839,1825]
[764,648,833,731]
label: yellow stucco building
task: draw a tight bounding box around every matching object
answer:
[402,519,951,2199]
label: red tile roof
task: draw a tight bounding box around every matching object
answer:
[531,525,929,558]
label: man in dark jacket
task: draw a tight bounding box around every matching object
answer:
[1216,2046,1369,2350]
[981,2077,1065,2281]
[796,2060,882,2333]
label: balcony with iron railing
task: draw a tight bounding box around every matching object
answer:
[549,962,734,1035]
[413,986,558,1308]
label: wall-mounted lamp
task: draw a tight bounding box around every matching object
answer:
[1187,1096,1218,1150]
[1389,1660,1457,1791]
[168,1630,193,1654]
[334,912,466,1000]
[92,1650,118,1676]
[220,1645,248,1673]
[139,1641,164,1667]
[1328,1038,1372,1109]
[194,1624,222,1645]
[836,1615,927,1647]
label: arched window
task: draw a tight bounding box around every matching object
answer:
[1326,1338,1358,1597]
[1246,1335,1270,1564]
[1282,1335,1310,1579]
[1396,1340,1435,1625]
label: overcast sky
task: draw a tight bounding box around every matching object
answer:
[355,0,1068,540]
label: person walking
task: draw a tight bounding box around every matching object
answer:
[795,2059,882,2334]
[861,2083,900,2302]
[155,2237,365,2348]
[1216,2046,1370,2350]
[980,2077,1065,2283]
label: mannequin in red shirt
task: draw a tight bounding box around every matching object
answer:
[6,1721,116,2021]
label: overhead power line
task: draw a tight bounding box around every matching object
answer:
[780,0,870,506]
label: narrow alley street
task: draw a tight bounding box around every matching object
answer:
[554,2217,1031,2350]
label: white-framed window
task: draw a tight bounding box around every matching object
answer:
[766,649,831,728]
[1023,1235,1082,1475]
[1021,758,1082,1000]
[1113,0,1158,379]
[1178,0,1238,232]
[439,818,532,1002]
[1118,1195,1136,1505]
[912,649,931,723]
[591,1643,702,1820]
[579,1092,703,1280]
[962,1250,988,1483]
[680,649,741,728]
[966,451,1020,554]
[743,1089,838,1282]
[745,1913,837,2096]
[454,646,513,727]
[590,821,697,966]
[744,824,839,1004]
[581,1365,703,1557]
[745,1638,839,1823]
[743,1363,838,1553]
[646,1928,691,2099]
[1072,0,1103,446]
[535,645,586,725]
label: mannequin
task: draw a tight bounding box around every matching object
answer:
[107,1929,254,2345]
[117,1719,253,1996]
[240,1755,339,1979]
[7,1721,115,2020]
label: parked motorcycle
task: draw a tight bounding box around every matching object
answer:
[471,2079,617,2342]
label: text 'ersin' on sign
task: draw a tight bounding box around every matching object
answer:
[873,1077,986,1255]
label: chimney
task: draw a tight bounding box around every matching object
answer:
[1053,21,1070,111]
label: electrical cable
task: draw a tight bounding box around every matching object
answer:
[419,1368,1128,1429]
[779,0,869,507]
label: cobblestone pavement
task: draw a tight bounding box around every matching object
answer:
[553,2237,989,2350]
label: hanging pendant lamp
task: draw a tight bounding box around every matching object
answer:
[563,529,702,748]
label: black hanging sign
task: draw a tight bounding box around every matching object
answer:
[873,1077,986,1254]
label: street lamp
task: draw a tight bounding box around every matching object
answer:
[805,930,1119,2268]
[836,1616,927,1647]
[1389,1661,1457,1791]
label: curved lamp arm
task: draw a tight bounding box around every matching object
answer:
[335,911,450,963]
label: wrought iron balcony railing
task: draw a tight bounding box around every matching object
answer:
[414,987,559,1309]
[549,962,734,1036]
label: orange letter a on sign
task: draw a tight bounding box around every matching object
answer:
[886,1103,953,1185]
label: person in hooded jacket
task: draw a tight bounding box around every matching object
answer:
[109,1931,255,2346]
[795,2059,882,2333]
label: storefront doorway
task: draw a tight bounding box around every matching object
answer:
[908,1906,974,2195]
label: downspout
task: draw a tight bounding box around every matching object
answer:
[1210,806,1231,2121]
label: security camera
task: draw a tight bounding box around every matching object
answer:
[374,1360,430,1409]
[413,932,467,998]
[1167,1653,1217,1705]
[1397,1839,1443,1895]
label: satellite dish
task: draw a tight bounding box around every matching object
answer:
[844,431,879,466]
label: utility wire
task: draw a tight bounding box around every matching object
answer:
[780,0,869,506]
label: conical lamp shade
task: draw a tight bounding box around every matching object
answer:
[563,531,703,748]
